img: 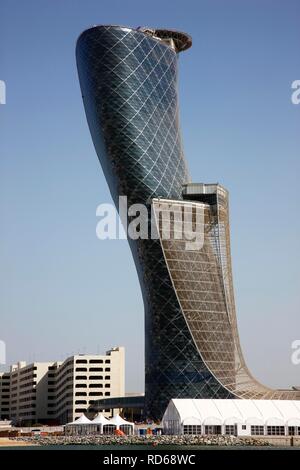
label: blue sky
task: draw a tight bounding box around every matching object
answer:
[0,0,299,392]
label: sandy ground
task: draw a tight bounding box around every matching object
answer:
[0,438,37,447]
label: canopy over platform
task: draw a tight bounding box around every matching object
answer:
[91,395,144,411]
[137,28,192,52]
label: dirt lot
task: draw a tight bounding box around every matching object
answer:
[0,437,37,447]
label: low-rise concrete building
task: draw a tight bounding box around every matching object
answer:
[0,372,11,420]
[48,347,125,424]
[9,361,52,424]
[0,347,125,425]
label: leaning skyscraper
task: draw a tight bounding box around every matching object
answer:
[76,25,299,419]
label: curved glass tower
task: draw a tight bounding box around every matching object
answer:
[76,25,299,419]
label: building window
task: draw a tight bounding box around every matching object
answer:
[89,360,103,364]
[90,384,103,388]
[204,425,221,435]
[89,376,103,380]
[165,420,179,435]
[183,425,202,435]
[225,425,236,436]
[89,367,103,372]
[105,368,110,372]
[89,392,103,396]
[75,408,87,413]
[251,426,264,436]
[105,392,110,396]
[105,360,110,364]
[75,392,87,397]
[76,367,87,372]
[267,426,285,436]
[120,424,133,436]
[289,427,295,436]
[105,384,110,388]
[76,359,87,364]
[288,427,300,436]
[105,376,110,380]
[103,424,116,434]
[75,400,87,405]
[75,375,87,380]
[75,384,87,388]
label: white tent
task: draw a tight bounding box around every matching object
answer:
[92,413,110,425]
[68,414,92,425]
[91,413,111,434]
[64,414,93,436]
[162,399,300,437]
[109,413,135,435]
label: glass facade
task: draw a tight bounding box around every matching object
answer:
[76,25,300,420]
[153,186,300,403]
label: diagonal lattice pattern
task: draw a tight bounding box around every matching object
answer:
[153,191,299,402]
[76,25,190,207]
[77,26,299,419]
[76,26,233,418]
